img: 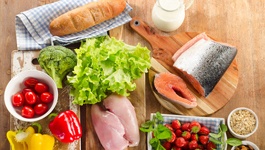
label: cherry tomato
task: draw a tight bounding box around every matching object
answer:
[24,78,38,88]
[35,94,42,105]
[40,92,54,103]
[12,92,25,107]
[24,91,37,105]
[22,88,34,95]
[34,103,48,115]
[34,82,49,93]
[21,106,34,118]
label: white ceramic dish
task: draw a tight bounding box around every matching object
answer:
[227,107,258,139]
[147,113,227,150]
[231,140,259,150]
[4,70,58,122]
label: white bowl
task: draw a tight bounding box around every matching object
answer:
[227,107,258,139]
[4,70,58,122]
[231,140,259,150]
[147,113,227,150]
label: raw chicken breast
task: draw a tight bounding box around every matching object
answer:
[103,94,140,147]
[91,104,129,150]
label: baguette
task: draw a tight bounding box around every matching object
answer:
[49,0,126,36]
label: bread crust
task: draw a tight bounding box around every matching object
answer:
[49,0,126,36]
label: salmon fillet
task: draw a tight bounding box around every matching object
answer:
[172,33,237,97]
[154,72,197,108]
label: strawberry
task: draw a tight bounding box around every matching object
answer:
[167,130,176,143]
[175,129,182,137]
[171,119,181,130]
[175,137,186,147]
[182,131,191,140]
[189,140,198,149]
[181,122,191,132]
[182,140,189,149]
[165,123,173,131]
[191,133,198,141]
[198,126,210,135]
[206,141,217,150]
[190,121,201,133]
[171,145,181,150]
[196,144,204,150]
[162,141,172,150]
[199,135,209,145]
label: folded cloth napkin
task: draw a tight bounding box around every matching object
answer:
[15,0,132,50]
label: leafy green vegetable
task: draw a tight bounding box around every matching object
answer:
[140,112,171,150]
[67,36,151,105]
[226,138,242,147]
[210,124,242,148]
[38,46,77,88]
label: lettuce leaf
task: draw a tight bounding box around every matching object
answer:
[67,36,151,105]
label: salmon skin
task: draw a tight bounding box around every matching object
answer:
[154,72,197,108]
[172,33,237,97]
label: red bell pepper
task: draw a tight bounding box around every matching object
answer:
[49,110,82,143]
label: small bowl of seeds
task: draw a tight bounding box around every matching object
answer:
[231,140,259,150]
[227,107,258,139]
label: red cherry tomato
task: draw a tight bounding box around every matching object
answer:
[34,103,48,115]
[34,82,49,93]
[21,106,34,118]
[40,92,54,103]
[24,78,38,88]
[22,88,34,95]
[12,92,25,107]
[35,94,42,105]
[24,91,37,105]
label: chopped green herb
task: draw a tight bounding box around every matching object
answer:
[140,112,171,150]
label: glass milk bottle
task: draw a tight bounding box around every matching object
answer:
[152,0,194,32]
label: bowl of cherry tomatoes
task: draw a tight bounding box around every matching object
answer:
[4,70,58,122]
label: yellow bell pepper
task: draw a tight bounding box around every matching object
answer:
[6,125,55,150]
[24,126,35,146]
[6,130,27,150]
[28,133,55,150]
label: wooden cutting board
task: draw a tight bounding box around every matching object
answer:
[10,25,147,150]
[11,50,81,150]
[130,17,239,116]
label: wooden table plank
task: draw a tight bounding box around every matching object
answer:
[1,0,265,149]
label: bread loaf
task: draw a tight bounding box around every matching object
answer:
[49,0,126,36]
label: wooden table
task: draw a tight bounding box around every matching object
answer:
[1,0,264,149]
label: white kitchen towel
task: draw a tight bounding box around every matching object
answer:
[15,0,132,50]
